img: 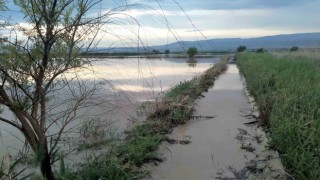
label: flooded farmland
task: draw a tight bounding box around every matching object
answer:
[0,57,221,161]
[145,64,286,179]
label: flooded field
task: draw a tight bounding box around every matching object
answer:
[146,64,285,179]
[0,57,221,161]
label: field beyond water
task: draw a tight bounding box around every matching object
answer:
[237,52,320,179]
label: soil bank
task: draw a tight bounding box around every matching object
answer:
[145,64,287,179]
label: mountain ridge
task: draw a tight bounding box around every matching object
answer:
[95,32,320,53]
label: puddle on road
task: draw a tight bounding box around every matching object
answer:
[145,64,286,180]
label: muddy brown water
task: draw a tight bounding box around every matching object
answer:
[145,64,286,180]
[0,57,221,165]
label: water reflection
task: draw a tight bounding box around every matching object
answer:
[0,57,221,160]
[186,58,198,68]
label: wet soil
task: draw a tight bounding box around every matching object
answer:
[145,64,287,180]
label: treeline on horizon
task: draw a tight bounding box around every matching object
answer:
[80,46,320,57]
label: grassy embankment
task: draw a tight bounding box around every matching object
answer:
[57,57,229,179]
[237,52,320,179]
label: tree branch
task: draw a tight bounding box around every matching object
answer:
[0,117,22,131]
[0,68,34,101]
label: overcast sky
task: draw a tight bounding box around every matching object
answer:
[2,0,320,47]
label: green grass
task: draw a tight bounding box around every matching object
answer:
[56,153,147,180]
[165,80,196,100]
[57,57,229,179]
[237,52,320,179]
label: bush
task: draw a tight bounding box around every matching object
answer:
[165,49,170,54]
[256,48,265,53]
[187,47,198,58]
[237,45,246,52]
[290,46,299,52]
[152,49,159,54]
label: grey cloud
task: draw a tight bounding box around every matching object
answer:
[125,0,320,10]
[137,0,320,33]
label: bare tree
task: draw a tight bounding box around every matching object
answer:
[0,0,212,179]
[0,0,124,179]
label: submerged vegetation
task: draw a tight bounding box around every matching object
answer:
[58,57,229,179]
[237,52,320,179]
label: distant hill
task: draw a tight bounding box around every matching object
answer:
[95,32,320,53]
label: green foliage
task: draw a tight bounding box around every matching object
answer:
[256,48,265,53]
[0,156,34,179]
[0,0,6,11]
[290,46,299,52]
[186,47,198,58]
[165,80,196,99]
[166,57,228,101]
[59,153,66,177]
[117,134,164,166]
[79,119,106,139]
[56,153,147,180]
[169,108,189,124]
[237,45,246,52]
[55,113,163,179]
[164,49,170,54]
[0,1,106,179]
[151,49,159,54]
[77,119,118,151]
[237,52,320,179]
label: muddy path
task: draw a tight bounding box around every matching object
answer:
[144,62,287,179]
